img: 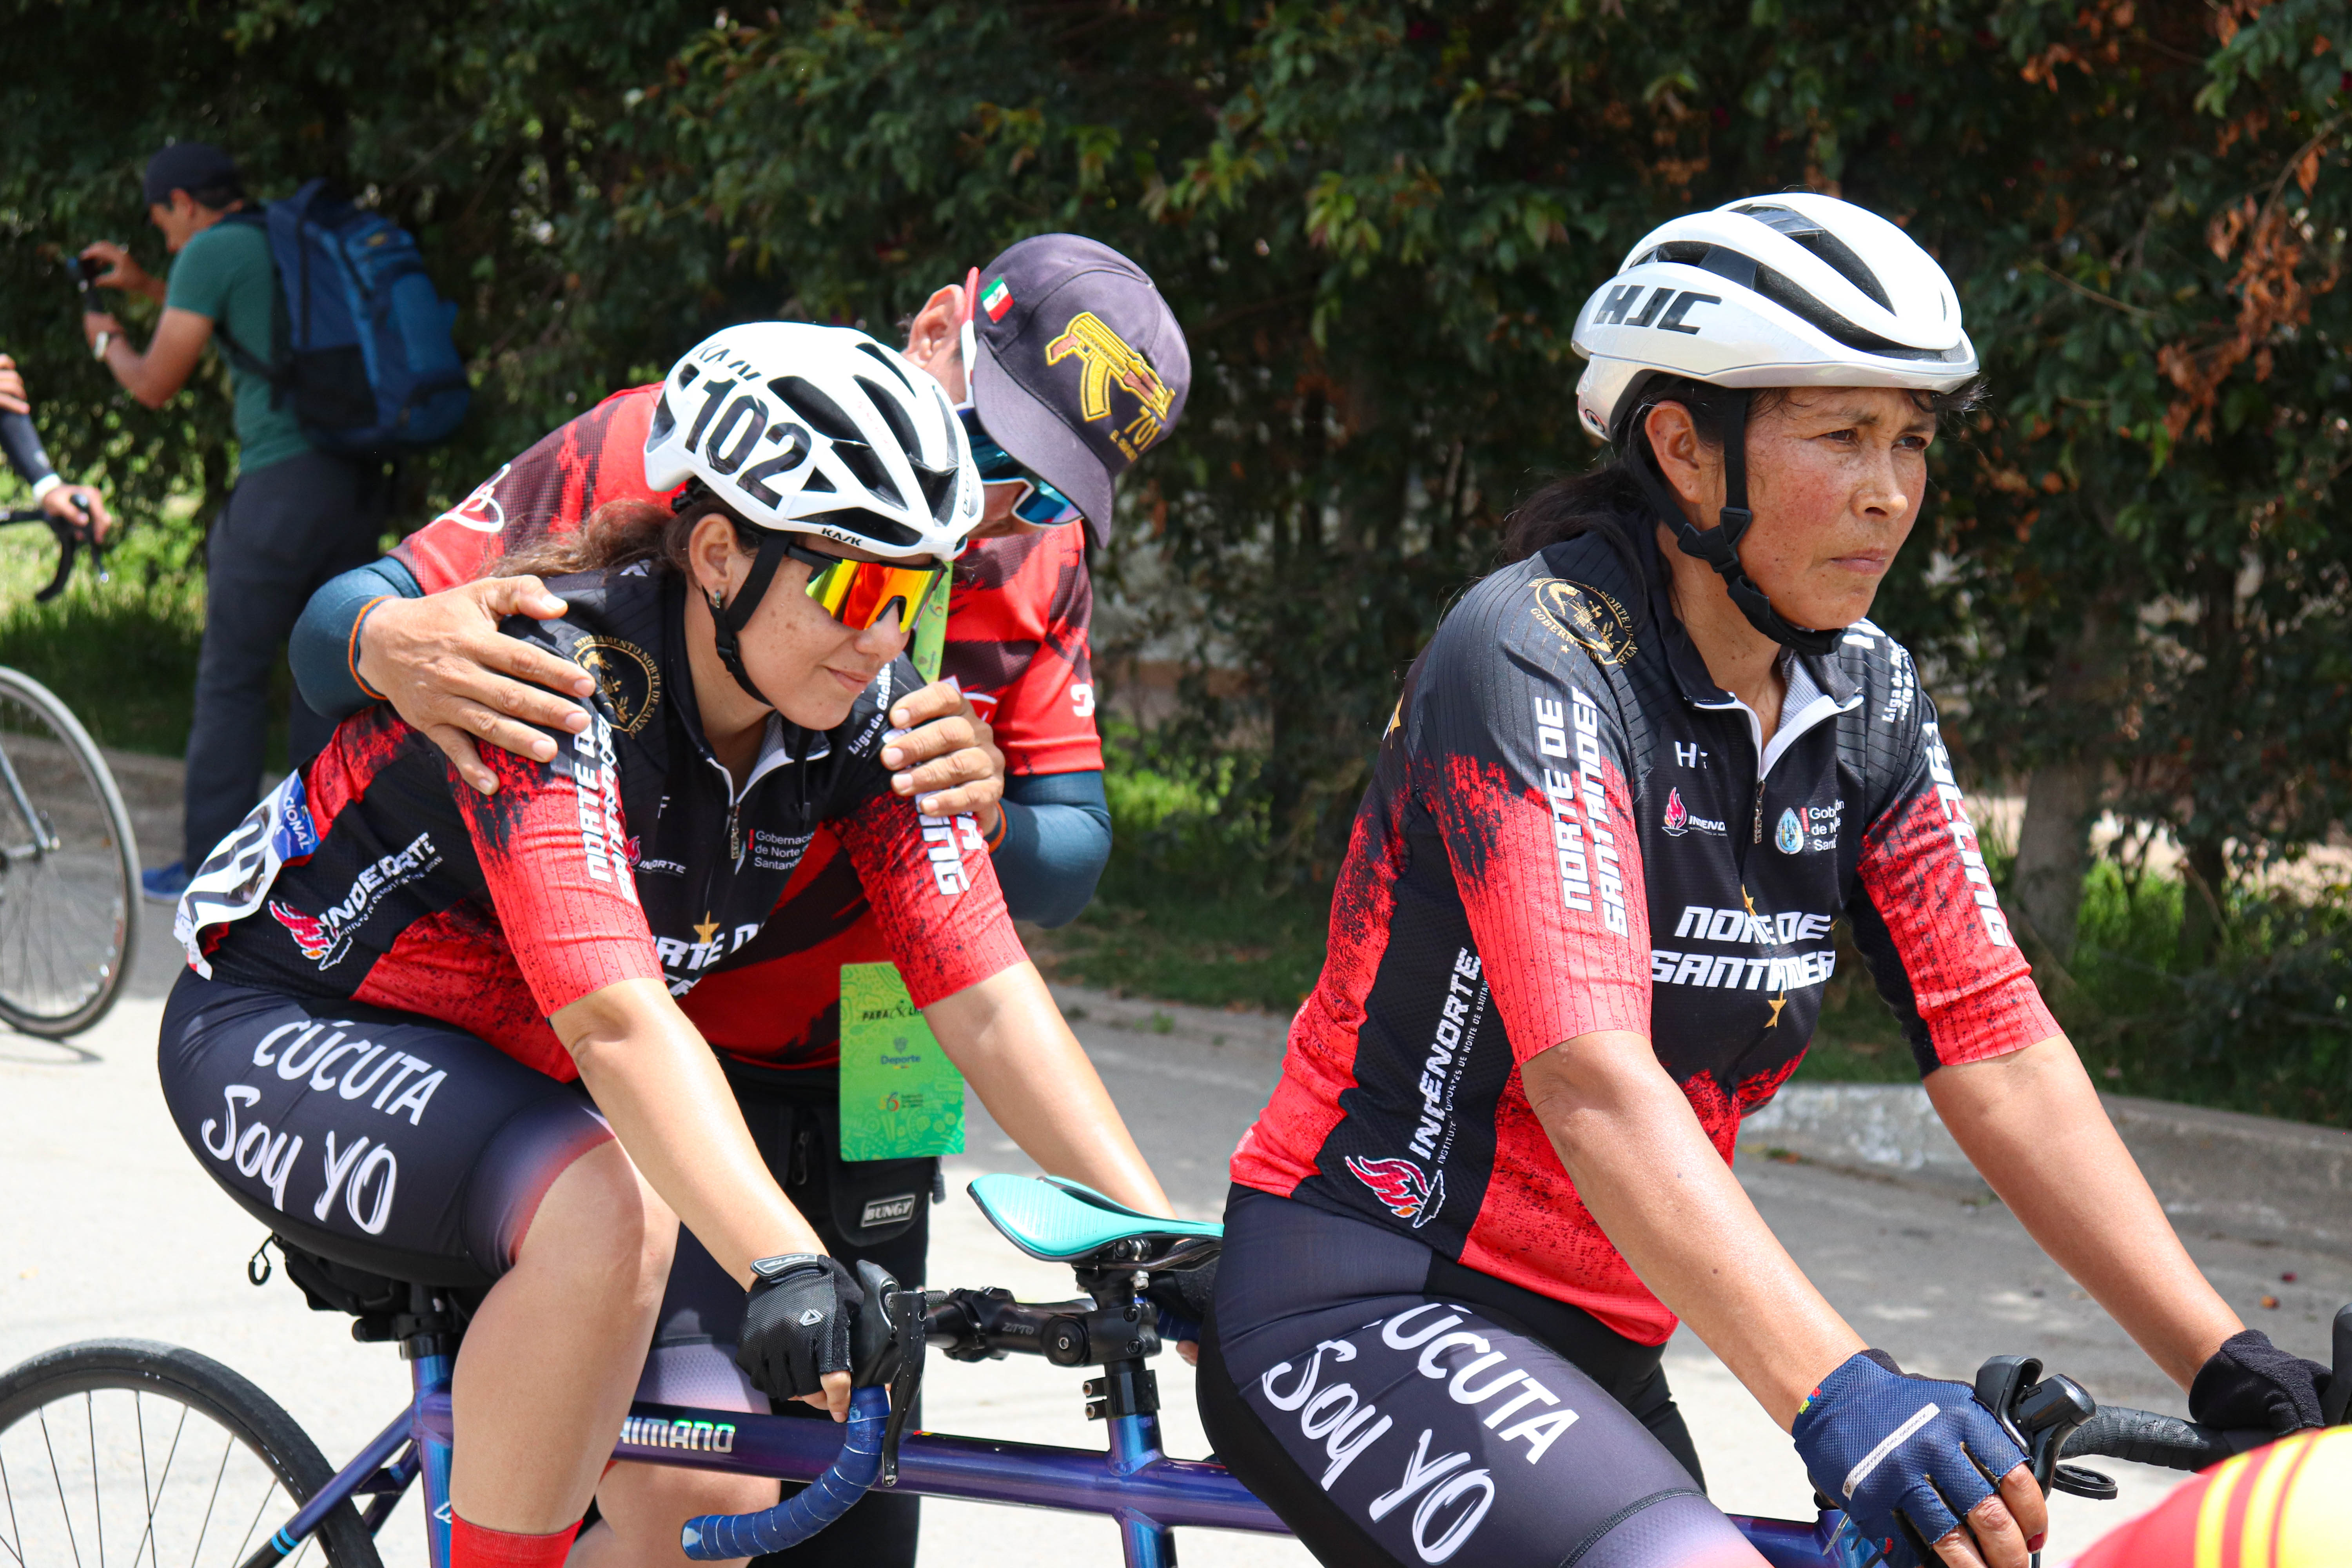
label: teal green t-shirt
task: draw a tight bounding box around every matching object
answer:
[165,220,311,475]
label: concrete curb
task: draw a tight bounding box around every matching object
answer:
[1742,1084,2352,1258]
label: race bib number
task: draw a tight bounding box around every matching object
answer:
[838,962,967,1161]
[175,773,321,977]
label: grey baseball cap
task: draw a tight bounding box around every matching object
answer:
[967,234,1191,543]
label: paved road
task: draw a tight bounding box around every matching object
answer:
[6,899,2348,1567]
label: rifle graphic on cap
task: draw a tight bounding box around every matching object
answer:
[1045,312,1173,458]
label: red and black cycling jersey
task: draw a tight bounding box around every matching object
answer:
[389,385,1099,1067]
[1230,512,2056,1346]
[177,565,1024,1082]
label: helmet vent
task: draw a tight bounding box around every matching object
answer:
[1732,203,1893,310]
[772,376,866,445]
[854,341,917,393]
[648,392,677,445]
[915,463,957,524]
[831,438,904,508]
[857,376,922,458]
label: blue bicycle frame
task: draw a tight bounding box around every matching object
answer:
[251,1343,1866,1568]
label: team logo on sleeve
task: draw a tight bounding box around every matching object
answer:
[1528,579,1636,666]
[1345,1155,1446,1229]
[573,637,661,734]
[436,465,512,534]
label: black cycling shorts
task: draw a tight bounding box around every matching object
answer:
[160,969,613,1287]
[1199,1187,1761,1568]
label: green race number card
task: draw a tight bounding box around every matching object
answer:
[838,962,967,1161]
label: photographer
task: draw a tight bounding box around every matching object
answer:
[78,140,381,902]
[0,353,113,538]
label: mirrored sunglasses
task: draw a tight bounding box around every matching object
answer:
[783,539,947,632]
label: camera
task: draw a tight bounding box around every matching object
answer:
[67,254,103,300]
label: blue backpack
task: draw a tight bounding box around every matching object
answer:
[216,180,468,454]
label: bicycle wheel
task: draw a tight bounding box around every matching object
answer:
[0,1339,383,1568]
[0,666,138,1037]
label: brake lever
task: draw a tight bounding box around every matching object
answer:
[878,1287,926,1488]
[33,499,107,603]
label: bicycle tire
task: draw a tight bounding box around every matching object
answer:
[0,1338,382,1568]
[0,666,138,1036]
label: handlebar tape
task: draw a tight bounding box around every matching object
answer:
[2062,1406,2263,1472]
[678,1386,889,1559]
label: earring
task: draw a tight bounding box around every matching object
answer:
[707,587,726,617]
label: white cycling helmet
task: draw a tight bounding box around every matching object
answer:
[644,321,982,559]
[1572,193,1978,443]
[1568,194,1979,655]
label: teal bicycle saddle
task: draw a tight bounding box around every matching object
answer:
[967,1173,1222,1270]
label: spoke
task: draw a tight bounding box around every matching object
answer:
[229,1475,279,1568]
[39,1408,85,1568]
[188,1437,232,1568]
[135,1402,192,1568]
[0,1436,27,1568]
[89,1392,104,1568]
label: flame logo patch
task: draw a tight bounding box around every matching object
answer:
[1345,1155,1447,1229]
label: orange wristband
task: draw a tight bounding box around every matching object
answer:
[349,596,392,702]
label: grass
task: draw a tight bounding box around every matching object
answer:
[0,497,296,765]
[1020,740,1331,1013]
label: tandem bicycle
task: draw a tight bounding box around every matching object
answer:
[4,1173,2347,1568]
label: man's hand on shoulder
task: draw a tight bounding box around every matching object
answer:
[883,679,1006,830]
[357,576,595,795]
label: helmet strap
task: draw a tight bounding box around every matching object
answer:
[1639,399,1844,660]
[708,530,792,709]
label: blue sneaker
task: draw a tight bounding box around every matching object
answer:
[142,862,191,904]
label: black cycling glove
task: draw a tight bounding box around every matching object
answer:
[2190,1329,2330,1436]
[1144,1256,1217,1348]
[736,1254,863,1402]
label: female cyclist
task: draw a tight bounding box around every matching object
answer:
[162,323,1177,1568]
[1198,196,2329,1568]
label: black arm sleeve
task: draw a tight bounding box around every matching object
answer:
[1,410,56,490]
[289,557,425,722]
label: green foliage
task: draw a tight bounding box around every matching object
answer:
[2064,866,2352,1127]
[0,513,205,754]
[1024,730,1327,1011]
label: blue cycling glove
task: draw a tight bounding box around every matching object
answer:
[1791,1350,2027,1568]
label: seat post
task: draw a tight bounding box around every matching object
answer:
[402,1282,461,1568]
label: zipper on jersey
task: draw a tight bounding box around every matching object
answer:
[1753,782,1766,846]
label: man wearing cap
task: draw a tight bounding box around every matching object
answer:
[79,141,383,901]
[279,232,1187,1564]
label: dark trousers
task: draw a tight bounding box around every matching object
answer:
[183,450,382,867]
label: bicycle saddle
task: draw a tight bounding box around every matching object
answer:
[967,1174,1221,1270]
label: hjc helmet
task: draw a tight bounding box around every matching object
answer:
[1570,194,1978,655]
